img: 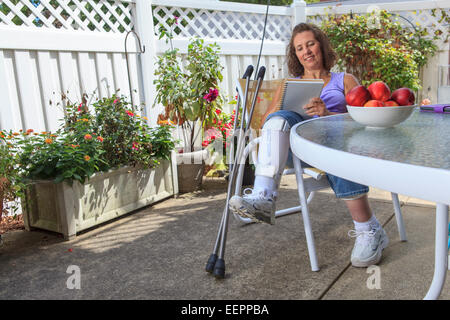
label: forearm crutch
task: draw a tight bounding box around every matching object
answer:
[205,65,253,276]
[205,66,266,279]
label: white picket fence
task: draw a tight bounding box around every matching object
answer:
[0,0,449,133]
[0,0,302,132]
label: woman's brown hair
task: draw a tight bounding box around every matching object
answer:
[286,23,337,77]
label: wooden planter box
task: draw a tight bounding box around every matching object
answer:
[22,161,175,240]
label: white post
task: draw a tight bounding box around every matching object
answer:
[291,0,307,27]
[133,0,160,127]
[134,0,178,195]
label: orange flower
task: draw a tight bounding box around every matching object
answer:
[71,144,79,148]
[84,155,91,161]
[26,129,33,134]
[12,132,19,136]
[96,136,104,142]
[44,138,53,144]
[84,134,92,140]
[143,117,148,121]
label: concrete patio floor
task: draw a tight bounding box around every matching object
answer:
[0,175,449,300]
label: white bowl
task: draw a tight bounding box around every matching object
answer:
[347,105,417,128]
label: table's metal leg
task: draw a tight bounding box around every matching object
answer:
[391,192,407,241]
[424,204,449,300]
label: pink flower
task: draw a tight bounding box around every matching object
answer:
[132,142,139,150]
[202,140,210,147]
[126,110,134,117]
[203,88,219,103]
[78,103,83,112]
[215,109,221,115]
[174,16,179,24]
[113,99,119,104]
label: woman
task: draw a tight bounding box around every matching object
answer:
[229,23,388,268]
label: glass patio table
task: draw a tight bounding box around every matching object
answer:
[290,109,450,300]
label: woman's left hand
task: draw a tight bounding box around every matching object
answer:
[303,97,330,117]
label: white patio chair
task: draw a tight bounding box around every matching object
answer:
[232,79,408,272]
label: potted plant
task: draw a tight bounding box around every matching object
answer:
[154,16,224,192]
[4,94,176,240]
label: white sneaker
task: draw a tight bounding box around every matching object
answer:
[348,227,389,267]
[229,188,276,224]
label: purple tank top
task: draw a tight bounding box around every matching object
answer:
[320,72,347,113]
[299,72,347,114]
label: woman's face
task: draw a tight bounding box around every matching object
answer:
[293,30,323,71]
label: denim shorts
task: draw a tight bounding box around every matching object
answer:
[265,110,369,199]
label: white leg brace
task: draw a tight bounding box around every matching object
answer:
[253,116,290,198]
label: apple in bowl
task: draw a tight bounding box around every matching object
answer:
[391,88,415,106]
[368,81,391,102]
[345,82,417,128]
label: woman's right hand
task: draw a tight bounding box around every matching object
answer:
[303,97,330,117]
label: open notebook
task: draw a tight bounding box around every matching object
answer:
[277,78,324,119]
[236,78,324,130]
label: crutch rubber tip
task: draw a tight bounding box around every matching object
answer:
[213,258,226,279]
[205,254,218,273]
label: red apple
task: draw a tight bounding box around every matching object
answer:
[346,85,371,106]
[368,81,391,102]
[391,88,415,106]
[364,100,385,107]
[384,100,399,107]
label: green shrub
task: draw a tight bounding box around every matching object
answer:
[321,10,438,92]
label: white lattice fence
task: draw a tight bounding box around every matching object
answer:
[0,0,144,133]
[152,4,292,41]
[0,0,134,32]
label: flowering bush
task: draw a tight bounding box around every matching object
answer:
[0,133,24,220]
[3,94,175,185]
[154,16,224,152]
[320,10,438,92]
